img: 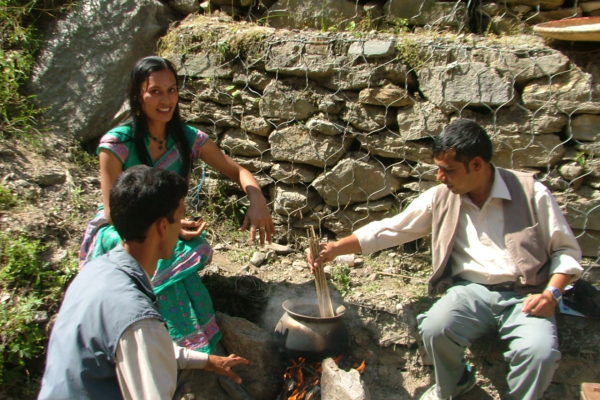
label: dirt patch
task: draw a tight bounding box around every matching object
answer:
[1,134,597,399]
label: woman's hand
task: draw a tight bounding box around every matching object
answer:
[241,200,274,245]
[179,218,207,241]
[197,139,274,244]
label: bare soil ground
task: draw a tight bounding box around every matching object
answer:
[2,136,597,399]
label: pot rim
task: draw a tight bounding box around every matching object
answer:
[282,299,346,322]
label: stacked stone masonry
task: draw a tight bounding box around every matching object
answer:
[167,0,600,35]
[159,15,600,259]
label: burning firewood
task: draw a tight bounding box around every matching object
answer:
[307,226,335,318]
[278,356,366,400]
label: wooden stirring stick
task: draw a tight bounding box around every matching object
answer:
[307,226,335,318]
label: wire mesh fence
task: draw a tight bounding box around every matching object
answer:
[167,2,600,270]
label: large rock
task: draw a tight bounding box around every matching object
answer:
[270,162,318,184]
[570,114,600,142]
[264,0,363,30]
[168,0,199,14]
[396,102,448,140]
[217,312,285,400]
[321,206,391,237]
[500,0,565,10]
[306,118,345,136]
[572,229,600,258]
[183,99,239,127]
[271,185,320,216]
[357,131,433,162]
[232,154,274,172]
[385,0,435,19]
[28,0,173,141]
[419,62,515,111]
[348,40,396,59]
[320,358,370,400]
[323,59,412,91]
[220,128,270,157]
[269,125,352,168]
[178,51,234,79]
[311,155,404,206]
[493,134,564,168]
[233,70,272,92]
[241,115,273,137]
[558,186,600,232]
[522,69,600,114]
[409,1,469,29]
[265,41,339,79]
[259,80,319,121]
[342,103,396,132]
[475,48,570,85]
[358,84,414,108]
[460,107,568,136]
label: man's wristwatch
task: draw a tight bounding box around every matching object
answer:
[545,286,562,303]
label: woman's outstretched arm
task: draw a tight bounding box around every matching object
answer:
[199,139,274,244]
[99,149,124,222]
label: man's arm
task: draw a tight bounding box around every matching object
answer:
[535,181,583,277]
[522,273,573,317]
[308,186,437,271]
[308,234,362,272]
[521,182,584,318]
[116,319,249,400]
[115,319,179,400]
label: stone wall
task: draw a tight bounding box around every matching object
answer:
[167,0,600,34]
[159,16,599,259]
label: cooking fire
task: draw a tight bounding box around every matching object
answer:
[277,356,366,400]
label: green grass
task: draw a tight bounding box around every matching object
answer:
[0,184,17,209]
[0,0,40,140]
[0,0,76,142]
[331,264,352,296]
[0,232,77,393]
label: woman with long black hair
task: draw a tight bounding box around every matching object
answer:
[79,55,274,354]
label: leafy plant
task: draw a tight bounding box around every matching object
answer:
[575,152,587,167]
[331,264,352,296]
[0,233,76,391]
[0,0,77,142]
[0,0,40,140]
[0,184,17,209]
[385,17,410,34]
[187,164,250,232]
[396,38,426,70]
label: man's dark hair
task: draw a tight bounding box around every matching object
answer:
[109,165,188,242]
[432,119,493,167]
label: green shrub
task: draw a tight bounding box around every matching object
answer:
[0,0,41,139]
[0,184,17,209]
[332,264,352,296]
[0,233,75,391]
[0,0,77,141]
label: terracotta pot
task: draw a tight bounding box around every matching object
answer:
[274,299,349,359]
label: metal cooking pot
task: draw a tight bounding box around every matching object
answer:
[274,299,349,359]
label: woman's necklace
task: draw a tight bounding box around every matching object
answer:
[148,133,167,150]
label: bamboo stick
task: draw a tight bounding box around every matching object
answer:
[307,226,335,318]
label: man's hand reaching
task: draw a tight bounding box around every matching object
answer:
[204,354,249,384]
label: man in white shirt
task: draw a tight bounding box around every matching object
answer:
[309,119,582,400]
[39,165,248,399]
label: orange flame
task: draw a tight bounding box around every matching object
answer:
[355,360,366,373]
[281,356,366,399]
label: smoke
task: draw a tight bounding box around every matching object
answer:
[259,282,320,331]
